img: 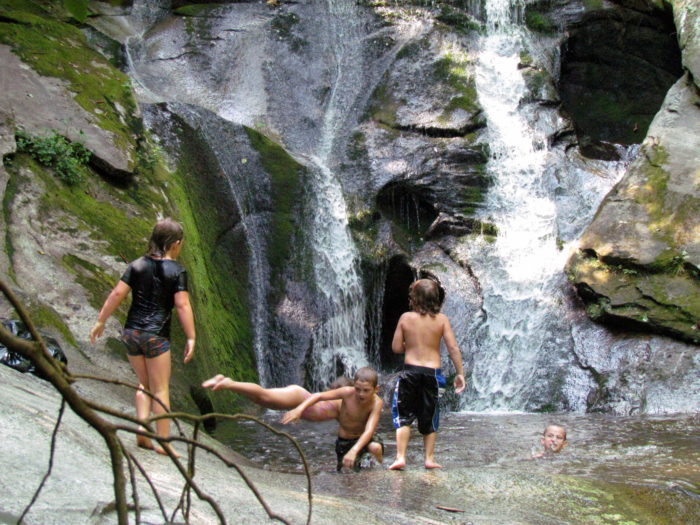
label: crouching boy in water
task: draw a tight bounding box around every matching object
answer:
[389,278,466,470]
[532,424,567,459]
[282,367,384,471]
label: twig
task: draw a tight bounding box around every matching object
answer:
[125,450,169,523]
[18,398,66,524]
[436,505,465,513]
[122,444,141,524]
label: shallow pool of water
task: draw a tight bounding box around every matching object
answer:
[214,410,700,523]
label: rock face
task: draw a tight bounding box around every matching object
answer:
[567,1,700,344]
[558,0,682,151]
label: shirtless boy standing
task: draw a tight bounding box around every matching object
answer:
[389,278,466,470]
[283,366,384,471]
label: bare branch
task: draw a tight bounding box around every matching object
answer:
[1,277,313,525]
[122,444,141,524]
[18,398,66,524]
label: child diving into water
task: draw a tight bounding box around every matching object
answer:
[201,375,351,421]
[282,366,384,471]
[90,218,196,457]
[389,278,466,470]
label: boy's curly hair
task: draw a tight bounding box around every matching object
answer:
[408,278,444,316]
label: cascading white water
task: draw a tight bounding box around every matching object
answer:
[460,0,629,410]
[305,0,371,389]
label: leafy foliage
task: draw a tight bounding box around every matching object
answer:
[15,130,91,185]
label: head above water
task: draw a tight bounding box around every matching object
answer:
[408,278,444,316]
[541,424,567,453]
[353,366,378,388]
[148,218,184,258]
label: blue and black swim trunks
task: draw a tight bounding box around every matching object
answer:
[391,364,446,435]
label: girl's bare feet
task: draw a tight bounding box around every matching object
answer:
[136,435,154,450]
[155,443,181,458]
[424,460,443,469]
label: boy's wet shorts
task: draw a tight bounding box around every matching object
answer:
[121,329,170,359]
[335,434,384,471]
[391,364,446,435]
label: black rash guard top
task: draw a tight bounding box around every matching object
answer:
[120,256,188,338]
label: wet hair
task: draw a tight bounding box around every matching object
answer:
[408,278,444,316]
[147,218,184,257]
[544,424,567,440]
[353,366,378,387]
[329,376,353,389]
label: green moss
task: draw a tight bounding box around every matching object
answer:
[0,10,140,160]
[435,5,483,34]
[62,0,88,22]
[583,0,604,10]
[244,127,307,295]
[25,298,80,352]
[22,156,153,262]
[367,79,398,126]
[396,41,421,60]
[160,130,257,401]
[104,336,125,359]
[519,52,534,68]
[2,166,21,282]
[173,4,223,16]
[270,11,307,52]
[525,9,557,34]
[433,52,479,120]
[62,254,123,312]
[347,131,368,162]
[522,68,549,96]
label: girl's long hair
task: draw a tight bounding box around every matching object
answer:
[147,218,184,257]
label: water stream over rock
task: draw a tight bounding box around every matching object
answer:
[116,0,700,412]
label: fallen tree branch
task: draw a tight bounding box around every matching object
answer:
[0,278,313,525]
[18,398,66,523]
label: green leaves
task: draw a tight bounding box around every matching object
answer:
[15,130,91,185]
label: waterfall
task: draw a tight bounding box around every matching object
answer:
[304,0,372,389]
[459,0,629,410]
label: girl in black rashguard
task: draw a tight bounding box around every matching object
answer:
[90,218,196,456]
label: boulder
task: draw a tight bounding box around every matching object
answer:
[567,73,700,343]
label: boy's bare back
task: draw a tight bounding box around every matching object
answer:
[392,311,458,369]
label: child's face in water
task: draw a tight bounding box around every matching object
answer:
[541,425,567,453]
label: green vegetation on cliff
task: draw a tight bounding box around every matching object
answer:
[0,5,140,160]
[245,126,310,298]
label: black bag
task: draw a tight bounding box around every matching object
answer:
[0,318,68,378]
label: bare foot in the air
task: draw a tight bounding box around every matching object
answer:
[424,460,443,469]
[388,458,406,470]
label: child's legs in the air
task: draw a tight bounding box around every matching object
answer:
[203,376,310,410]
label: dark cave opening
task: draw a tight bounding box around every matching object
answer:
[378,255,415,370]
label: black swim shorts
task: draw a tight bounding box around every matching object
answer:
[391,364,446,435]
[122,328,171,358]
[335,434,384,472]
